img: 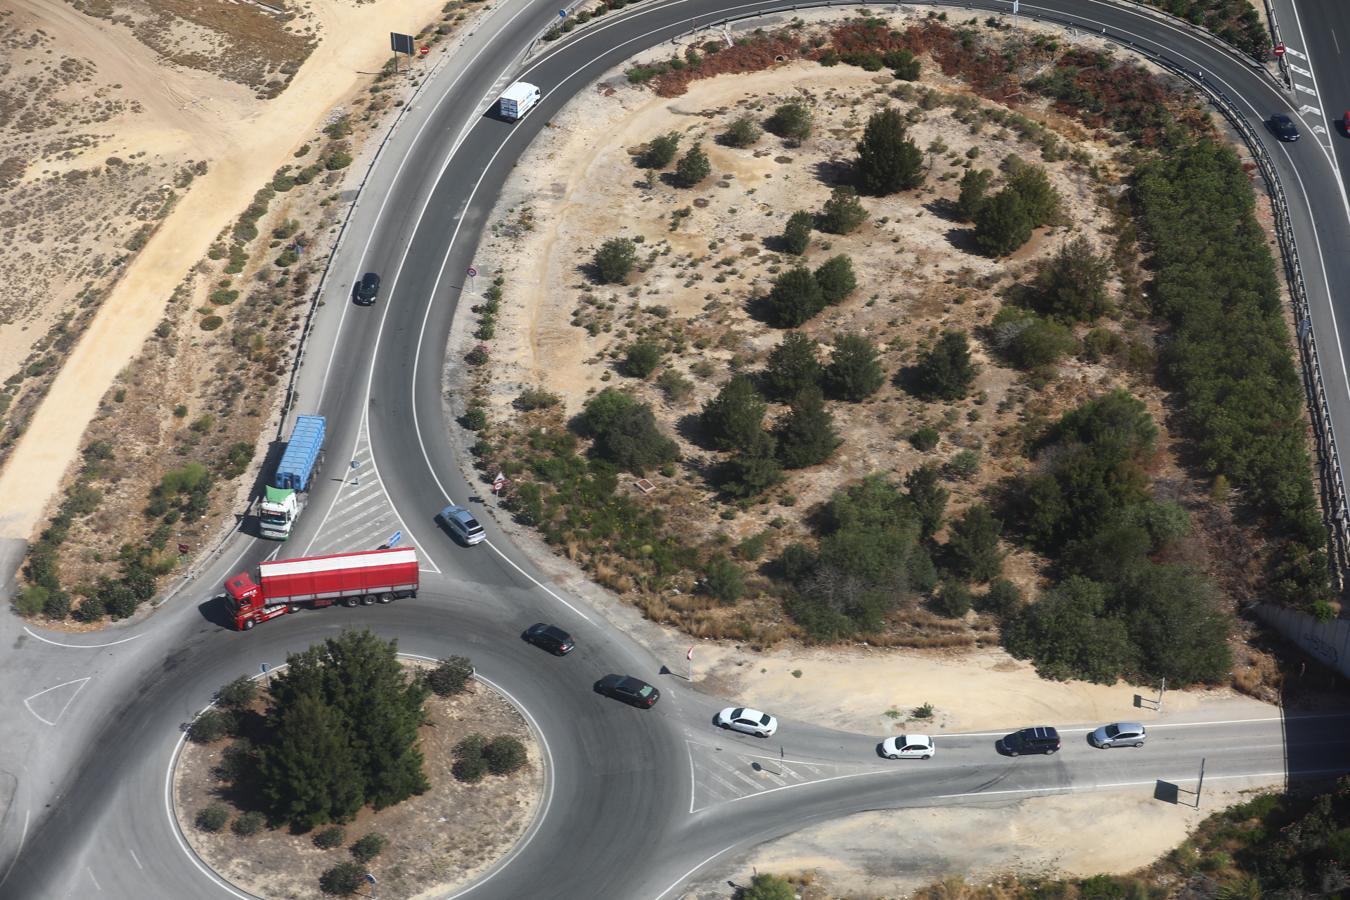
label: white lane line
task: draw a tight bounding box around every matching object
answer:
[22,677,91,727]
[687,742,698,814]
[128,848,143,871]
[0,808,30,890]
[21,627,143,649]
[312,0,541,411]
[86,867,101,892]
[162,724,256,900]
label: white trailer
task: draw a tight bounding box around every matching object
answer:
[498,82,541,121]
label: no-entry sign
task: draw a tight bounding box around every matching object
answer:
[1273,42,1286,57]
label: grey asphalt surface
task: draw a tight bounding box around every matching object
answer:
[3,1,1350,898]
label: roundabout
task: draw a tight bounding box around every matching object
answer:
[4,1,1350,898]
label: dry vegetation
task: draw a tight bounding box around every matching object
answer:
[460,12,1303,686]
[12,0,483,625]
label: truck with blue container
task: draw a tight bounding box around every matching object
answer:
[258,414,325,540]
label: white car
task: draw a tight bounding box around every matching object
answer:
[716,707,778,738]
[880,734,935,760]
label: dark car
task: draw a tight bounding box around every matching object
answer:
[595,674,659,708]
[354,272,381,305]
[1001,726,1061,756]
[523,623,574,656]
[1268,114,1299,142]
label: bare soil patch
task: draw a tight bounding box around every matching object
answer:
[175,668,542,900]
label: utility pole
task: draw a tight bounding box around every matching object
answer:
[1195,757,1206,809]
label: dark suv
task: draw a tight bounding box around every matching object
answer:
[354,272,381,305]
[1001,726,1061,756]
[595,674,659,708]
[523,623,575,656]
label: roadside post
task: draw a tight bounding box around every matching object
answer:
[350,458,360,486]
[686,645,694,681]
[1195,758,1206,809]
[366,872,377,898]
[260,662,270,688]
[467,265,477,292]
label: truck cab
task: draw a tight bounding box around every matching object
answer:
[258,485,300,540]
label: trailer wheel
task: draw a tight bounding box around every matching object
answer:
[377,593,393,604]
[361,594,375,606]
[344,596,359,608]
[243,618,255,630]
[287,604,299,614]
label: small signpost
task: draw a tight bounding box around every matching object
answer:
[366,872,378,899]
[1273,42,1286,58]
[350,458,361,486]
[686,645,694,681]
[419,45,430,58]
[558,8,567,17]
[260,662,270,687]
[178,542,190,554]
[390,32,415,74]
[467,265,478,292]
[381,530,402,550]
[491,471,508,496]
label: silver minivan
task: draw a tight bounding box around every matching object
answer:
[1089,722,1147,749]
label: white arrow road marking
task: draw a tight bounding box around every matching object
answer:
[23,677,91,726]
[1296,83,1317,95]
[1289,63,1312,77]
[1299,104,1323,116]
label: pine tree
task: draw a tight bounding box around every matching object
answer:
[905,463,948,540]
[946,504,1005,582]
[912,330,976,400]
[715,431,783,498]
[259,693,364,829]
[782,210,813,255]
[767,265,825,326]
[775,386,840,468]
[701,375,767,452]
[814,255,857,305]
[824,333,885,401]
[955,168,992,221]
[674,143,711,187]
[855,107,925,195]
[762,331,822,400]
[818,186,869,235]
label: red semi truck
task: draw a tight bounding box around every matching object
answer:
[224,547,419,631]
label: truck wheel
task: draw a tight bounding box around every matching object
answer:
[361,594,375,606]
[243,618,255,630]
[344,596,359,608]
[287,604,299,614]
[377,593,393,604]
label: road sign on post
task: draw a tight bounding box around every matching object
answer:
[1273,42,1286,58]
[390,32,415,54]
[419,45,430,57]
[386,530,402,548]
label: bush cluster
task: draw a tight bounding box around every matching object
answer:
[765,254,858,326]
[423,656,474,696]
[579,389,679,475]
[453,733,528,781]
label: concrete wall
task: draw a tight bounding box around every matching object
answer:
[1254,604,1350,680]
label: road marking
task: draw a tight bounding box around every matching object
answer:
[128,848,143,871]
[0,809,29,891]
[21,628,143,649]
[22,677,92,726]
[86,867,101,892]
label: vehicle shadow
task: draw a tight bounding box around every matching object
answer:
[197,594,238,630]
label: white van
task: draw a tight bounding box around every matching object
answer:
[498,82,541,121]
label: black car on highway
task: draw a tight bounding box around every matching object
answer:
[1000,726,1061,755]
[1267,114,1300,142]
[354,271,381,305]
[523,623,574,656]
[595,674,659,708]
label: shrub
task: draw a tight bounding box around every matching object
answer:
[715,434,784,498]
[657,369,694,402]
[1002,576,1136,683]
[1008,317,1076,370]
[195,803,230,833]
[313,825,347,849]
[884,48,921,80]
[13,585,46,617]
[703,554,745,605]
[514,388,560,410]
[638,132,680,168]
[945,449,981,481]
[955,168,992,221]
[350,832,388,863]
[775,387,839,469]
[973,189,1033,257]
[741,873,797,900]
[1034,236,1112,322]
[624,341,663,378]
[910,427,939,452]
[594,237,637,284]
[72,595,107,623]
[763,331,821,400]
[188,708,233,743]
[216,675,258,710]
[232,811,265,836]
[765,101,812,145]
[946,504,1005,582]
[824,333,884,401]
[452,753,489,783]
[319,861,366,896]
[721,116,762,147]
[483,736,528,775]
[673,143,711,188]
[324,148,353,171]
[905,463,948,540]
[767,265,825,326]
[855,107,924,195]
[978,578,1023,617]
[200,316,224,331]
[580,390,678,474]
[701,375,767,452]
[1081,327,1124,363]
[782,210,813,255]
[1007,163,1062,226]
[911,331,976,400]
[813,255,857,305]
[932,581,972,617]
[425,656,474,696]
[819,186,868,235]
[42,589,71,620]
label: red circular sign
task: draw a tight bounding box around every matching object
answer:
[1273,42,1286,57]
[467,266,478,278]
[419,45,430,57]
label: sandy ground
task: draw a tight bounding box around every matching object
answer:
[682,780,1281,899]
[0,0,450,541]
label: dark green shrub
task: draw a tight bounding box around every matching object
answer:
[765,101,813,145]
[766,265,825,327]
[452,754,489,783]
[657,369,694,402]
[673,143,711,188]
[911,331,975,400]
[483,736,528,775]
[945,504,1005,582]
[932,581,972,617]
[910,427,939,452]
[594,237,637,284]
[883,48,921,80]
[313,825,347,850]
[973,189,1033,257]
[955,168,992,222]
[195,803,230,832]
[188,708,233,743]
[701,375,767,452]
[905,464,947,540]
[580,391,678,474]
[721,116,762,147]
[775,387,839,469]
[819,186,868,235]
[782,210,813,255]
[715,434,783,498]
[855,107,924,195]
[350,832,388,863]
[813,255,856,305]
[977,578,1023,617]
[72,595,106,623]
[217,675,258,710]
[624,341,663,378]
[823,333,884,401]
[703,554,745,605]
[762,331,821,400]
[425,656,474,696]
[319,862,365,896]
[638,132,680,168]
[42,589,71,620]
[232,811,265,836]
[1034,236,1112,322]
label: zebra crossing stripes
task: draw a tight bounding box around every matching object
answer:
[685,740,880,813]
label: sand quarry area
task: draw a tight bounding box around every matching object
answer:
[0,0,451,541]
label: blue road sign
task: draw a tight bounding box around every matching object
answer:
[366,873,377,883]
[387,530,402,547]
[260,663,269,675]
[558,8,567,16]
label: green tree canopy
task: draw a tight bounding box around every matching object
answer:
[766,265,825,327]
[945,504,1005,583]
[782,210,813,255]
[855,107,925,195]
[674,142,711,188]
[1033,236,1113,322]
[765,101,813,145]
[973,188,1034,257]
[762,331,822,400]
[814,254,857,305]
[823,333,885,401]
[911,330,976,400]
[701,374,768,452]
[904,463,948,540]
[819,186,869,235]
[1002,577,1135,683]
[775,386,839,469]
[955,167,993,221]
[594,237,637,283]
[579,389,679,474]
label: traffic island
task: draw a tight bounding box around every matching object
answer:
[172,648,542,898]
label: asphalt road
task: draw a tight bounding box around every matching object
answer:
[3,1,1350,898]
